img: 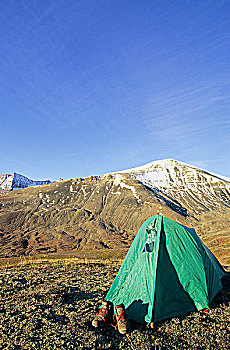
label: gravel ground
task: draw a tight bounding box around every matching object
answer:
[0,262,229,350]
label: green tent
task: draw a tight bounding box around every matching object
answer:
[105,215,226,324]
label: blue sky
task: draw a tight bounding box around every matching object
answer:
[0,0,230,180]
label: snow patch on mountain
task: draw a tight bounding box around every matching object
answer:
[112,174,140,201]
[0,174,13,191]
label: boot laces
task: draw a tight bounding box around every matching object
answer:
[111,309,126,328]
[98,305,108,320]
[117,310,125,323]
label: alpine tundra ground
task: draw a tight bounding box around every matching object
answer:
[0,260,229,350]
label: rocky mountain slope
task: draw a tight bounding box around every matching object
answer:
[0,159,229,264]
[0,173,51,192]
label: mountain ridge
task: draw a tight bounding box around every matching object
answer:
[1,158,230,192]
[117,158,230,182]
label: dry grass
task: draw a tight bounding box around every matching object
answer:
[0,249,128,269]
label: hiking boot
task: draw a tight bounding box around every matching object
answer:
[114,304,129,334]
[92,301,112,328]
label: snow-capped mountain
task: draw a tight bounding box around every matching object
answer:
[117,159,230,214]
[0,173,52,192]
[119,158,230,182]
